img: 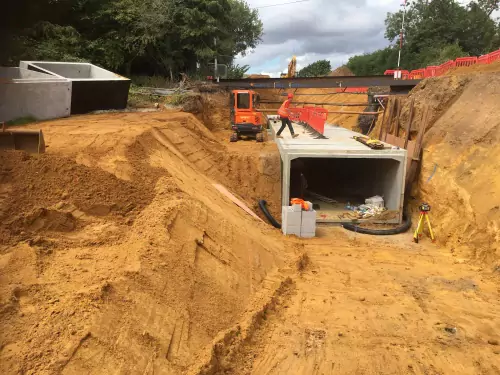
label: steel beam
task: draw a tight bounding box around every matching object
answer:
[215,75,421,89]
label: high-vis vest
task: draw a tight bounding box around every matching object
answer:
[278,99,291,118]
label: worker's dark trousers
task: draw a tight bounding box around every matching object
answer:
[276,117,295,136]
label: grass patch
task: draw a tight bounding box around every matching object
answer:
[130,75,176,88]
[164,93,190,106]
[6,116,38,126]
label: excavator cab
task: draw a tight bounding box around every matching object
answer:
[229,90,264,142]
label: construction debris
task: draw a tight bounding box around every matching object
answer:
[346,202,387,219]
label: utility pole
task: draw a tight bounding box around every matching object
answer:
[397,0,408,71]
[214,37,219,83]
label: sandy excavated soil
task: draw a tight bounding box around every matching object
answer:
[204,231,500,375]
[0,112,288,375]
[378,71,500,266]
[2,76,500,375]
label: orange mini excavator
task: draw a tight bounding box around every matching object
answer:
[229,90,264,143]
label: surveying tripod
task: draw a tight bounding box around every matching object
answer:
[413,203,435,243]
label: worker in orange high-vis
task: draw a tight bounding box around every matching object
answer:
[276,93,299,139]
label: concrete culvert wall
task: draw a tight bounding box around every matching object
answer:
[31,62,92,79]
[0,67,71,122]
[274,123,406,224]
[20,61,130,114]
[292,157,403,223]
[23,62,120,80]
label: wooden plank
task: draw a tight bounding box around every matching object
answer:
[394,99,402,137]
[213,184,264,222]
[388,98,399,135]
[378,97,389,140]
[405,105,429,187]
[383,97,396,142]
[404,98,415,149]
[414,105,429,157]
[384,134,415,178]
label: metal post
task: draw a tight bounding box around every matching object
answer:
[214,37,219,83]
[397,0,408,70]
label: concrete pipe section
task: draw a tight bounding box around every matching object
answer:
[19,61,131,114]
[272,121,407,225]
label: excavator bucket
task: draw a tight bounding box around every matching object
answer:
[0,129,46,154]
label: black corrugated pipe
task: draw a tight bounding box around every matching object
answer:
[342,208,412,235]
[258,200,281,229]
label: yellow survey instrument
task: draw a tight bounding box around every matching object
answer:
[413,203,435,243]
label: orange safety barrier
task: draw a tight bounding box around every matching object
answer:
[455,57,478,67]
[288,108,302,122]
[384,70,409,78]
[308,108,328,135]
[390,48,500,81]
[488,49,500,64]
[436,60,456,76]
[478,55,490,65]
[409,69,425,79]
[425,66,439,78]
[300,106,316,123]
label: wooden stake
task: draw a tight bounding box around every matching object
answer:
[385,98,397,141]
[394,99,402,137]
[378,97,389,140]
[405,105,429,187]
[414,105,429,154]
[404,98,415,149]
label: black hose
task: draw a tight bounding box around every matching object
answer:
[258,200,281,229]
[342,208,412,235]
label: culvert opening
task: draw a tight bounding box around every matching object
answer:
[289,157,404,223]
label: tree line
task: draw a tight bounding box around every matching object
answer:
[347,0,500,75]
[2,0,263,79]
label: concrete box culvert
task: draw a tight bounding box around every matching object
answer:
[0,67,71,123]
[273,123,407,224]
[20,61,131,114]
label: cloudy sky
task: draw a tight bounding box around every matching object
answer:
[234,0,406,77]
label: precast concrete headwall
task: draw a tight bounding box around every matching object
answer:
[20,61,131,114]
[0,67,71,123]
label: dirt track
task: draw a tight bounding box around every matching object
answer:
[215,232,500,374]
[2,68,500,374]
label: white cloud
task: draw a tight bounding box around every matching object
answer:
[237,0,403,74]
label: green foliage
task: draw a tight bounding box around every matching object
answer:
[348,0,500,75]
[2,0,263,79]
[347,47,400,76]
[297,60,332,77]
[476,0,500,16]
[6,117,38,126]
[425,43,469,66]
[227,64,250,79]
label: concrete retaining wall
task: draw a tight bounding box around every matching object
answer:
[20,61,130,114]
[0,68,71,123]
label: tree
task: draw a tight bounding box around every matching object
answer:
[348,0,500,74]
[297,60,332,77]
[475,0,500,16]
[2,0,263,79]
[227,64,250,79]
[347,47,400,75]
